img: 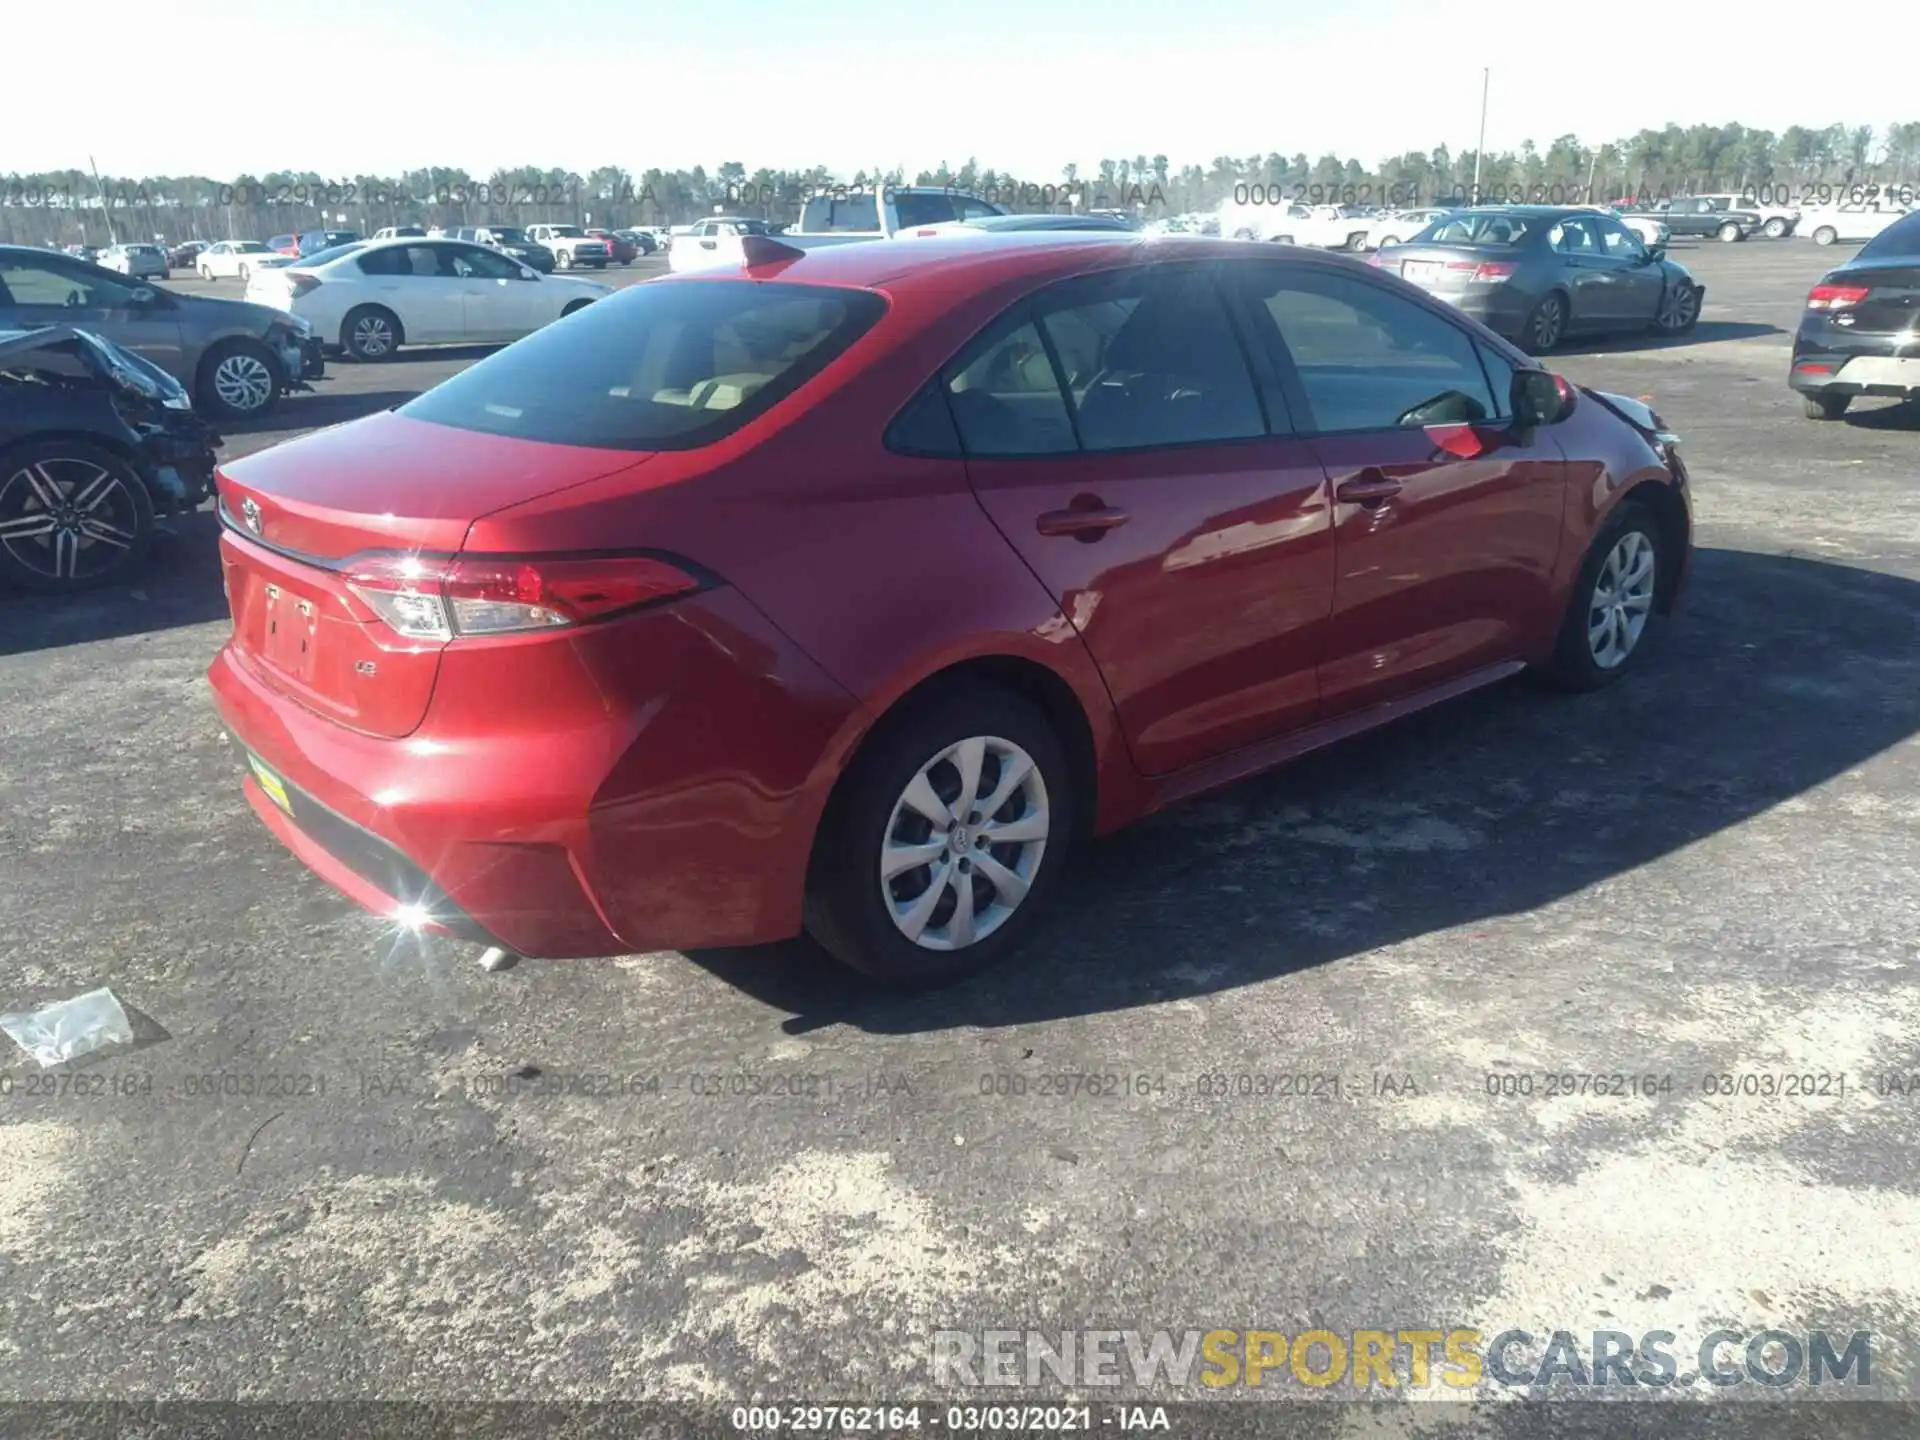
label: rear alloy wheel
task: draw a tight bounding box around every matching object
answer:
[1522,293,1567,354]
[0,440,153,593]
[1803,393,1851,421]
[1653,283,1700,334]
[1813,226,1838,246]
[1537,504,1663,691]
[806,687,1072,988]
[1718,222,1743,242]
[342,306,401,361]
[1764,217,1790,239]
[1379,234,1402,247]
[197,339,282,421]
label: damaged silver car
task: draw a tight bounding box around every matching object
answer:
[0,325,221,593]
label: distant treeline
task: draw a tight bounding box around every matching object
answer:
[6,120,1919,246]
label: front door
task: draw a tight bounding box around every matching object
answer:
[1230,262,1569,717]
[954,263,1336,776]
[0,254,187,377]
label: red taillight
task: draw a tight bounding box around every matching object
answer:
[1794,361,1836,375]
[1806,284,1869,310]
[1470,261,1516,283]
[344,553,704,639]
[288,273,322,296]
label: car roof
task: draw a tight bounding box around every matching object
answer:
[674,232,1336,294]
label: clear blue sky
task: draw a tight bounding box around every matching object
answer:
[16,0,1883,179]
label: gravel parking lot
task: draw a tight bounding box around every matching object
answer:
[2,240,1917,1429]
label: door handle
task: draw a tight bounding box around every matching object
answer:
[1335,471,1403,506]
[1036,502,1130,539]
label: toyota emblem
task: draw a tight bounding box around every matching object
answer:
[241,497,262,536]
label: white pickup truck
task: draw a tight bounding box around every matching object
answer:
[523,224,612,269]
[674,187,1007,270]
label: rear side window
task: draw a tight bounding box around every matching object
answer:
[802,195,881,232]
[400,280,886,451]
[944,320,1077,456]
[1248,269,1496,432]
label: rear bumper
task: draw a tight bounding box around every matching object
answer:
[207,587,863,960]
[1789,350,1920,398]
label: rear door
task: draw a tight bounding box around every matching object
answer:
[954,262,1336,775]
[355,244,464,342]
[1230,263,1569,716]
[1545,215,1620,327]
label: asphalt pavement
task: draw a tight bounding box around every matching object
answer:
[2,238,1918,1433]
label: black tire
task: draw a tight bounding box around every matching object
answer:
[1813,226,1838,246]
[1534,502,1665,692]
[237,264,251,282]
[1717,222,1743,242]
[341,305,402,362]
[1763,217,1789,239]
[1803,393,1851,421]
[198,266,213,280]
[195,337,283,421]
[561,299,594,317]
[1521,292,1568,354]
[1651,282,1701,335]
[1379,234,1402,247]
[555,250,573,269]
[0,439,154,594]
[804,684,1075,989]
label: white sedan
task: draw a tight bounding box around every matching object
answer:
[197,241,285,280]
[1799,204,1911,247]
[243,237,611,359]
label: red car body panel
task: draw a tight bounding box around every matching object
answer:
[208,235,1691,959]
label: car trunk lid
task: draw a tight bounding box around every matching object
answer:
[1374,244,1516,295]
[1821,263,1920,335]
[216,412,652,737]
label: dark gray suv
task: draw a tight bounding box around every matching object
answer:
[0,245,323,422]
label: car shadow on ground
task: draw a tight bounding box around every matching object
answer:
[0,508,225,655]
[688,547,1920,1033]
[1838,399,1920,430]
[1560,320,1786,355]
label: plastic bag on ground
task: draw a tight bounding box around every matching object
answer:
[0,987,135,1067]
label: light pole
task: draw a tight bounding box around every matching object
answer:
[1471,68,1489,200]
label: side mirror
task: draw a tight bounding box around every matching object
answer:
[1511,369,1573,428]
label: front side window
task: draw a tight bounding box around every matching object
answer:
[801,195,881,232]
[1247,268,1496,433]
[0,257,137,308]
[1596,221,1646,260]
[893,192,957,228]
[1034,268,1265,452]
[400,280,885,451]
[450,245,521,279]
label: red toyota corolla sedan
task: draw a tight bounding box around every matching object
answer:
[208,233,1691,986]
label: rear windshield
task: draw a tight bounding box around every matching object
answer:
[1416,212,1538,246]
[1858,212,1920,261]
[400,280,887,451]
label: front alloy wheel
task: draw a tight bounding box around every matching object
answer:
[211,350,276,415]
[1654,284,1700,333]
[881,735,1050,952]
[0,443,153,592]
